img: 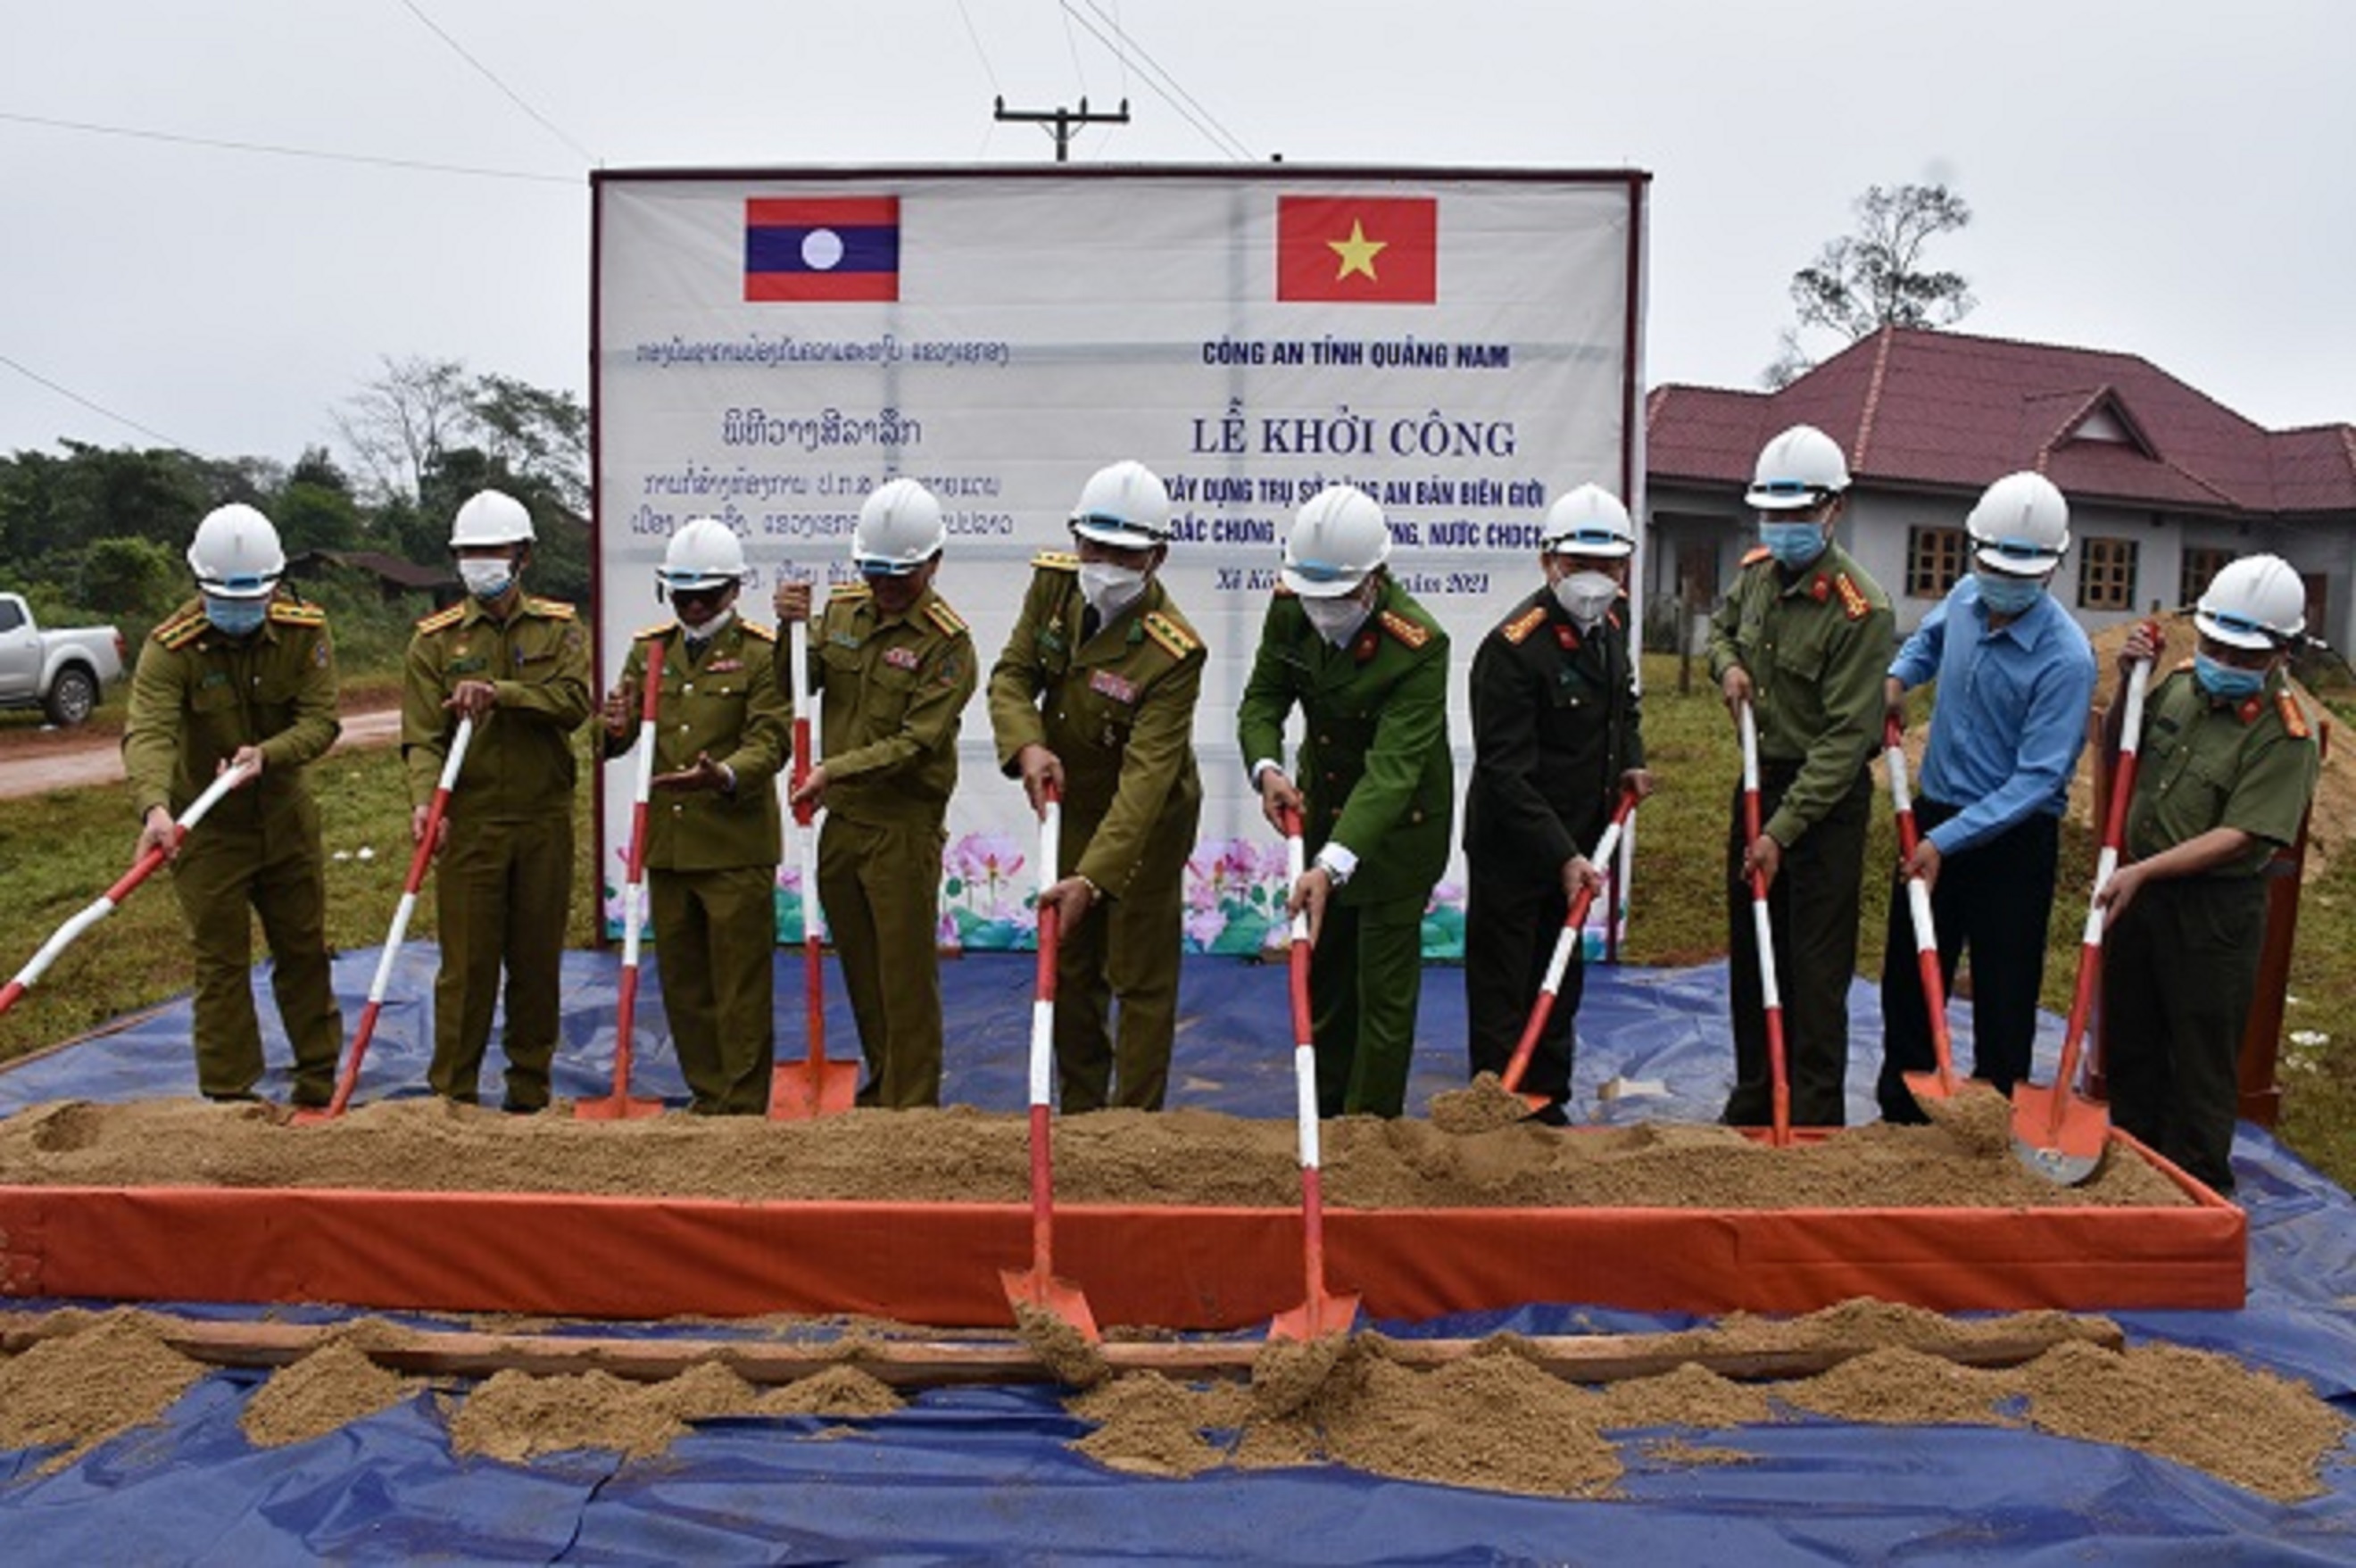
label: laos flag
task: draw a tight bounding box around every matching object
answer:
[744,196,900,302]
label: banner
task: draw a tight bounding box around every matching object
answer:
[593,168,1647,957]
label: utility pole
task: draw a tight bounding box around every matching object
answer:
[993,95,1130,162]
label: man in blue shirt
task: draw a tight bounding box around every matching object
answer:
[1877,472,2097,1122]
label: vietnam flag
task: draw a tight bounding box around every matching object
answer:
[744,196,900,302]
[1276,195,1438,303]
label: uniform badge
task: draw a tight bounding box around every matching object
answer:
[1810,575,1830,603]
[706,657,742,674]
[1554,624,1579,651]
[1089,669,1138,704]
[884,646,919,670]
[1353,629,1380,664]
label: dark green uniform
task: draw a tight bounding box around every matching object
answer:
[606,617,791,1115]
[2103,666,2319,1193]
[987,552,1206,1111]
[789,581,975,1108]
[123,595,343,1103]
[1705,543,1894,1127]
[1463,590,1643,1113]
[402,593,592,1110]
[1237,577,1452,1117]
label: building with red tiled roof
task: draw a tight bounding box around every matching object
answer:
[1643,326,2356,651]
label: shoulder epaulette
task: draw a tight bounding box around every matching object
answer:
[1142,610,1199,660]
[925,600,968,637]
[635,620,676,642]
[1501,604,1548,645]
[2277,689,2312,740]
[268,600,325,627]
[2172,658,2196,674]
[527,596,577,621]
[1032,550,1081,573]
[153,605,206,650]
[1741,545,1772,568]
[738,619,777,643]
[416,603,465,634]
[1833,572,1871,622]
[1273,582,1298,599]
[1380,609,1431,650]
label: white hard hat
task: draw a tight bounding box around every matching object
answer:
[1070,460,1173,550]
[1539,484,1636,559]
[1281,485,1390,598]
[1746,424,1852,511]
[187,503,286,599]
[450,489,535,548]
[2195,553,2306,651]
[1967,472,2070,577]
[852,478,946,576]
[659,517,748,593]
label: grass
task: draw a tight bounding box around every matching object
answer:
[2,653,2351,1194]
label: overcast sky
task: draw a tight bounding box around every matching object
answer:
[4,1,2350,473]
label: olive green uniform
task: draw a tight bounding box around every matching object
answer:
[2103,665,2319,1193]
[988,553,1206,1111]
[1705,543,1894,1127]
[123,596,344,1103]
[605,617,791,1115]
[1237,577,1452,1117]
[787,581,975,1108]
[402,594,592,1110]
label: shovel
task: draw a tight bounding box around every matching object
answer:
[999,780,1099,1341]
[0,759,255,1019]
[1883,714,1961,1106]
[2012,653,2151,1183]
[577,649,667,1121]
[1497,788,1640,1111]
[770,615,857,1119]
[1738,699,1794,1147]
[1268,804,1361,1342]
[299,718,474,1123]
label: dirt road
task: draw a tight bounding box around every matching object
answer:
[0,702,402,800]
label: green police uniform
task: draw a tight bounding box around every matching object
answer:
[1237,576,1452,1117]
[402,593,592,1110]
[988,552,1206,1111]
[606,617,791,1115]
[790,580,976,1108]
[2103,665,2319,1193]
[123,595,344,1104]
[1705,542,1894,1127]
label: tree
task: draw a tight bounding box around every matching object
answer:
[334,355,473,506]
[79,535,182,617]
[1763,183,1975,388]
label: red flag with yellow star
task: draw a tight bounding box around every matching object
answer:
[1276,195,1438,303]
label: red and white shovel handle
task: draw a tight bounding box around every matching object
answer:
[615,644,666,978]
[1883,714,1957,1091]
[2050,656,2153,1100]
[0,759,255,1015]
[1500,791,1638,1096]
[788,618,824,936]
[1279,806,1322,1170]
[1028,782,1062,1112]
[1738,700,1791,1142]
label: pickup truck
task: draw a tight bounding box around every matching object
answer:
[0,592,127,726]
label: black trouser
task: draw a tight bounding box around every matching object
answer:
[1464,863,1583,1109]
[2101,874,2267,1195]
[1877,802,2061,1122]
[1723,765,1871,1129]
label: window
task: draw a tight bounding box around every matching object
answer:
[1905,527,1968,599]
[2179,546,2232,611]
[0,600,21,633]
[2077,537,2138,610]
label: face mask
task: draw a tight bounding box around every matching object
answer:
[202,594,266,637]
[2194,651,2266,701]
[1552,569,1618,630]
[681,606,734,644]
[1302,593,1372,648]
[459,560,515,601]
[1975,572,2045,616]
[1078,562,1148,623]
[1759,519,1828,569]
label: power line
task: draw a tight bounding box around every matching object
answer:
[953,0,1003,95]
[1079,0,1250,160]
[0,109,575,185]
[395,0,598,167]
[0,352,192,452]
[1058,2,1251,162]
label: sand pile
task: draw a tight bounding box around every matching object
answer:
[0,1309,205,1474]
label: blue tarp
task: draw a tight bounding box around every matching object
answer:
[3,948,2353,1564]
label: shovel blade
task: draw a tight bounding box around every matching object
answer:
[2008,1082,2109,1185]
[768,1058,859,1120]
[285,1107,340,1127]
[1000,1267,1102,1344]
[1268,1290,1362,1343]
[572,1094,665,1122]
[1903,1068,1957,1104]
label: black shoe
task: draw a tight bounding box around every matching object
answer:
[500,1099,546,1116]
[1530,1100,1572,1128]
